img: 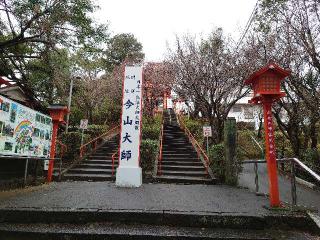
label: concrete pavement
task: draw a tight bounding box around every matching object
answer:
[0,182,271,215]
[0,182,318,239]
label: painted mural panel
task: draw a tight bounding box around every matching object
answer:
[0,95,52,157]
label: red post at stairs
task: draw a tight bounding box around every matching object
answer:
[244,61,290,207]
[47,105,69,182]
[262,99,280,206]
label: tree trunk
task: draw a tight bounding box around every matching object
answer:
[257,116,263,139]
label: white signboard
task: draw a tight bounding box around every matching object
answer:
[116,65,143,187]
[0,95,52,157]
[203,126,212,137]
[44,160,49,170]
[80,119,88,129]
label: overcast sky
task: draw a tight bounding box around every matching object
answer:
[95,0,257,62]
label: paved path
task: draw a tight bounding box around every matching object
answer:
[239,163,320,213]
[0,182,274,216]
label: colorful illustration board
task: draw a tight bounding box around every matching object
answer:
[0,95,52,157]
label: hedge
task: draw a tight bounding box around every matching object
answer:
[237,130,263,160]
[86,124,108,138]
[208,144,225,181]
[182,117,205,144]
[140,114,162,177]
[140,139,159,177]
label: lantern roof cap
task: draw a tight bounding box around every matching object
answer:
[244,61,290,85]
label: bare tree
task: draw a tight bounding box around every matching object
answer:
[143,62,174,116]
[168,30,248,143]
[242,0,320,161]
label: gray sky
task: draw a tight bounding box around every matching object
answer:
[95,0,257,61]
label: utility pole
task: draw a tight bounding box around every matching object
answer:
[66,76,80,133]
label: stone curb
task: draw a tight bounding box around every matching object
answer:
[0,208,318,233]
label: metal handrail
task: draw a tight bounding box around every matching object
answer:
[0,155,59,160]
[111,149,119,176]
[79,124,120,158]
[242,157,320,206]
[157,110,165,175]
[177,114,209,175]
[286,158,320,182]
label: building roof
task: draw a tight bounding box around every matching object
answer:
[0,77,47,113]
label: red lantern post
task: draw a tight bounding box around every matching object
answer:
[244,61,290,207]
[47,105,68,182]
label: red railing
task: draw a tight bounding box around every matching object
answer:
[111,149,119,176]
[157,110,165,175]
[79,125,120,159]
[177,114,210,175]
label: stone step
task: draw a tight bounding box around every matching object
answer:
[162,146,193,150]
[99,145,118,149]
[87,156,112,160]
[163,140,189,144]
[98,146,118,150]
[161,165,205,171]
[161,161,203,166]
[62,173,114,181]
[0,207,316,232]
[161,159,201,163]
[0,223,276,240]
[67,168,113,175]
[95,147,118,152]
[161,170,207,177]
[164,131,186,134]
[162,154,199,158]
[163,134,186,137]
[83,159,112,164]
[74,163,113,169]
[164,138,186,141]
[91,152,114,156]
[162,148,197,154]
[154,175,215,185]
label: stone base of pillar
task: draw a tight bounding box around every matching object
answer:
[116,166,142,187]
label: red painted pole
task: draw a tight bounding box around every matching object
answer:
[262,98,280,207]
[163,92,167,110]
[47,121,59,182]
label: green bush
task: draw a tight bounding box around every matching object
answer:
[140,139,159,175]
[140,114,162,178]
[302,148,320,173]
[274,131,294,158]
[59,132,91,161]
[237,130,263,160]
[183,117,204,143]
[208,144,225,181]
[86,124,108,138]
[142,125,160,140]
[142,114,161,140]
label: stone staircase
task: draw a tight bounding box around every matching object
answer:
[61,136,119,181]
[0,208,317,239]
[156,109,215,184]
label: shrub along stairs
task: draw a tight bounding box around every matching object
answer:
[61,136,119,181]
[156,109,215,184]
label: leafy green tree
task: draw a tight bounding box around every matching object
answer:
[0,0,108,103]
[104,33,144,71]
